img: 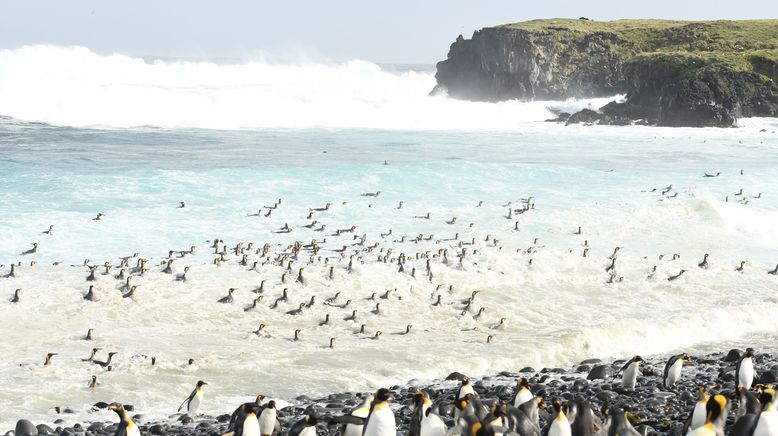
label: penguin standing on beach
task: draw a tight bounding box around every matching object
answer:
[737,349,755,390]
[513,378,533,407]
[458,379,476,401]
[329,394,373,436]
[288,414,318,436]
[178,380,207,416]
[240,404,261,436]
[617,356,643,390]
[664,353,691,388]
[547,400,572,436]
[258,400,280,436]
[363,388,396,436]
[686,394,728,436]
[753,388,778,436]
[109,403,141,436]
[685,387,710,433]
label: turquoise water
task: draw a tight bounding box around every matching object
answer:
[1,47,778,429]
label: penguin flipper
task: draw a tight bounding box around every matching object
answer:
[329,415,366,426]
[178,389,196,412]
[408,406,423,436]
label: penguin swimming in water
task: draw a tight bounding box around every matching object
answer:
[363,388,396,436]
[109,403,140,436]
[617,356,643,390]
[737,349,755,390]
[664,353,692,388]
[178,380,207,416]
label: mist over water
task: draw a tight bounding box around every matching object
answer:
[1,46,778,430]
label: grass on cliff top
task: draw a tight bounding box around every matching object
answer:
[498,18,778,54]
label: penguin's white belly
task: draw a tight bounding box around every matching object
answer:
[126,424,141,436]
[514,388,533,407]
[739,359,755,389]
[420,414,447,436]
[188,392,202,416]
[754,409,778,436]
[243,414,260,436]
[622,364,638,389]
[665,361,683,387]
[548,417,572,436]
[364,407,395,436]
[690,401,707,430]
[298,426,316,436]
[259,410,277,436]
[458,385,474,400]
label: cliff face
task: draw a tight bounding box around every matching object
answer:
[434,19,778,127]
[433,28,626,101]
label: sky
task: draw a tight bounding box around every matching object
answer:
[1,0,777,65]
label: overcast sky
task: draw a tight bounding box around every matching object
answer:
[1,0,776,64]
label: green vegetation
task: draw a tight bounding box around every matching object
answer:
[497,19,778,72]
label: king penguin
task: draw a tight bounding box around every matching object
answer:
[737,349,755,391]
[178,380,207,416]
[547,400,572,436]
[685,386,710,433]
[617,356,643,390]
[288,414,318,436]
[458,379,476,401]
[685,394,727,436]
[513,378,533,407]
[240,404,261,436]
[330,394,373,436]
[753,388,778,436]
[258,400,280,436]
[664,353,691,388]
[363,388,396,436]
[109,403,141,436]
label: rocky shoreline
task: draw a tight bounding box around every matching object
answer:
[7,348,778,436]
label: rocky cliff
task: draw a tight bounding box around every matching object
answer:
[433,19,778,127]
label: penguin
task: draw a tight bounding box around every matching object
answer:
[735,387,761,418]
[258,400,280,436]
[84,285,96,302]
[109,403,140,436]
[737,349,755,391]
[288,414,318,436]
[664,353,691,388]
[178,380,207,416]
[228,396,266,436]
[410,391,431,436]
[686,394,727,436]
[458,379,476,401]
[547,400,572,436]
[753,389,778,436]
[605,409,640,436]
[330,394,373,436]
[686,386,710,432]
[363,388,396,436]
[218,288,236,304]
[567,399,597,436]
[239,404,261,436]
[513,378,533,407]
[10,288,21,303]
[617,356,643,390]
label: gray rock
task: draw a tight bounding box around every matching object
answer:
[15,420,38,436]
[587,364,613,380]
[36,425,54,435]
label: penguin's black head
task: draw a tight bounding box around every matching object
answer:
[306,414,319,425]
[108,403,125,416]
[552,399,562,413]
[518,377,529,388]
[745,349,755,358]
[705,394,727,423]
[634,355,643,362]
[375,388,393,402]
[267,400,276,409]
[255,395,265,404]
[759,389,776,408]
[196,380,207,387]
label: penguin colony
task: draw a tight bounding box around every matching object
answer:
[38,349,778,436]
[2,171,777,436]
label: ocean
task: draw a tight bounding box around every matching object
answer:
[0,45,777,429]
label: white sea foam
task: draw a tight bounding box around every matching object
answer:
[0,45,618,130]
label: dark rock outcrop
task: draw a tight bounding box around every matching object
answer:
[434,19,778,127]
